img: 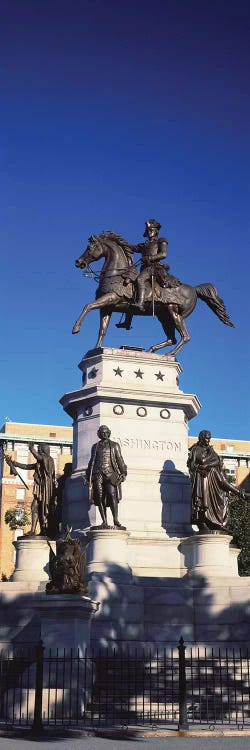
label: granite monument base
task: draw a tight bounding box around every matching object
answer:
[32,594,99,653]
[84,523,250,651]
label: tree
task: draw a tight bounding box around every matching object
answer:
[229,494,250,576]
[5,505,31,531]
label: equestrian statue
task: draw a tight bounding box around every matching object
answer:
[72,219,233,356]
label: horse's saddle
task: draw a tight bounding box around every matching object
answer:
[122,263,180,289]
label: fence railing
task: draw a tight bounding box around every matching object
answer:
[0,639,250,731]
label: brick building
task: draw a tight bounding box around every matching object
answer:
[0,421,249,579]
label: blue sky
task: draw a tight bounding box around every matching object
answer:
[1,0,250,438]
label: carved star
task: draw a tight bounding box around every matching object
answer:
[134,369,144,379]
[113,366,123,377]
[155,371,164,381]
[88,367,98,379]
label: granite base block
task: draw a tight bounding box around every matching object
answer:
[32,594,99,654]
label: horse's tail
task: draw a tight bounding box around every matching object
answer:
[195,284,234,327]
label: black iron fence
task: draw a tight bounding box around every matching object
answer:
[0,639,250,731]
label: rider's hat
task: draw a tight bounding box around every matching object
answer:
[143,218,162,237]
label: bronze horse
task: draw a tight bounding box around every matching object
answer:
[72,231,233,356]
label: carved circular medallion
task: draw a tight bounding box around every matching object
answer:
[84,406,93,417]
[160,408,171,420]
[113,404,124,416]
[136,406,147,417]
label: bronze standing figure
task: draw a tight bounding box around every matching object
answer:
[84,425,127,530]
[72,220,233,356]
[187,430,246,532]
[6,442,56,537]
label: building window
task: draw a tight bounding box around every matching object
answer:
[16,444,29,484]
[224,467,236,484]
[16,488,25,501]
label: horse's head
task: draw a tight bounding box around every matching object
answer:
[75,235,104,269]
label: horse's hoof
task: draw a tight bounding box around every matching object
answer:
[72,324,80,335]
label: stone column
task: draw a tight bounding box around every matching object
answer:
[86,528,131,580]
[180,533,240,578]
[11,537,56,583]
[85,528,143,647]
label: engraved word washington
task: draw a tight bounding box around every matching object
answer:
[113,436,181,452]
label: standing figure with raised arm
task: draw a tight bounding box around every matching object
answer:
[5,442,56,536]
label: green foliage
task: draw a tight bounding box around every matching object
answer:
[228,494,250,576]
[4,506,31,531]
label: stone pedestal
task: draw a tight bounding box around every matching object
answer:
[60,347,200,539]
[31,595,99,718]
[86,528,131,579]
[180,534,240,578]
[86,529,141,647]
[32,594,99,653]
[11,537,56,583]
[57,346,250,651]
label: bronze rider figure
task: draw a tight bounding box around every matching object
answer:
[116,218,169,329]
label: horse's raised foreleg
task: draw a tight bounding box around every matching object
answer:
[72,293,118,334]
[96,311,111,348]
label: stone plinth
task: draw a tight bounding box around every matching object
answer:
[180,534,240,578]
[128,535,185,577]
[86,528,131,580]
[32,594,99,653]
[60,347,200,538]
[11,537,56,583]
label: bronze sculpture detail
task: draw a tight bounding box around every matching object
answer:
[72,220,233,356]
[187,430,246,533]
[134,218,170,311]
[5,443,56,537]
[4,453,29,490]
[119,218,177,326]
[46,532,87,594]
[84,425,127,530]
